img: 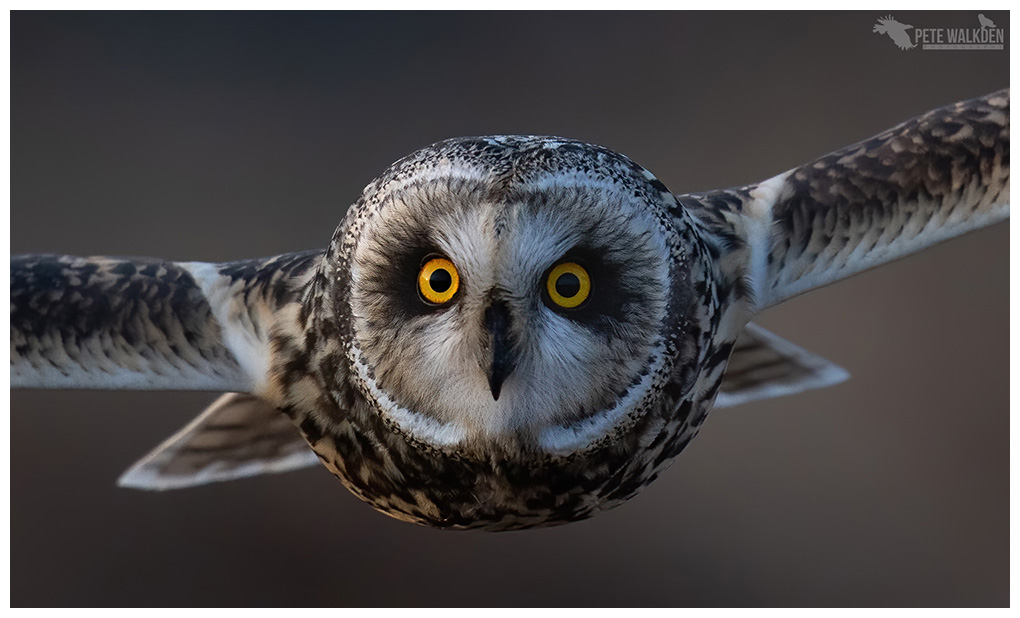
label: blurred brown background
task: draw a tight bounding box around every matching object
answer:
[11,12,1008,606]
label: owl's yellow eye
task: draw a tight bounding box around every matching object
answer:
[418,257,460,304]
[546,262,591,309]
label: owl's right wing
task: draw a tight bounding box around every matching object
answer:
[10,250,321,393]
[679,89,1009,311]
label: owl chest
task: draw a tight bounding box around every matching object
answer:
[302,368,718,531]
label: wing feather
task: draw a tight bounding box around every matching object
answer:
[681,89,1009,310]
[118,393,320,490]
[715,323,849,409]
[10,251,320,392]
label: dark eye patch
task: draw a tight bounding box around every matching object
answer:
[356,227,453,320]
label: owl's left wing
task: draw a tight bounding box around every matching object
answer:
[679,89,1009,311]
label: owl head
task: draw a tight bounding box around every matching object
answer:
[318,136,715,461]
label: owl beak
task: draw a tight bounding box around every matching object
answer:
[483,299,517,401]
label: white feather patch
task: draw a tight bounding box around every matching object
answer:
[181,262,268,393]
[745,171,789,310]
[538,343,668,455]
[352,353,468,448]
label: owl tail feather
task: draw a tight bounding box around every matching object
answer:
[714,323,849,409]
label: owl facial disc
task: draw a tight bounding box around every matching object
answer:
[343,136,702,458]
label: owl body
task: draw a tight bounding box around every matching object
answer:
[11,91,1009,530]
[268,136,735,528]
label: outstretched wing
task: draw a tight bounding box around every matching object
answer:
[10,251,320,392]
[681,89,1009,311]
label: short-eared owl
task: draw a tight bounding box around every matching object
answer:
[11,90,1009,530]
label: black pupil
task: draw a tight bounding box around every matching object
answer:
[555,272,581,298]
[429,268,452,293]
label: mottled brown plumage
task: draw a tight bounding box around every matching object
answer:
[10,90,1009,529]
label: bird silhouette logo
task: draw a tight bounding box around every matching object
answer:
[873,15,916,50]
[978,14,996,29]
